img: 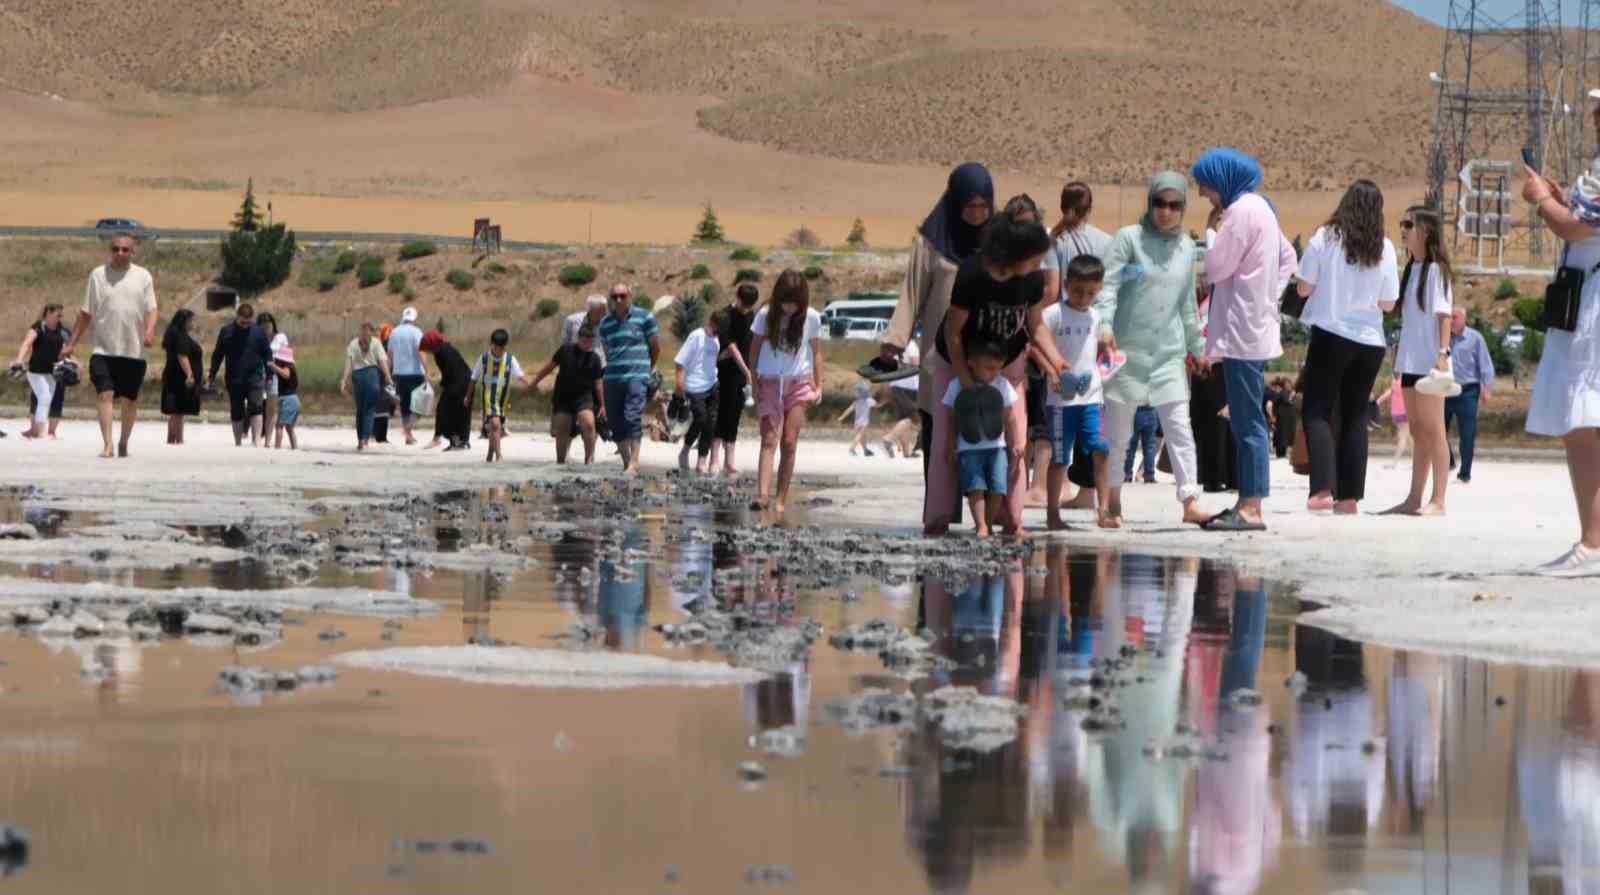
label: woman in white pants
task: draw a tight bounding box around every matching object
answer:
[1093,172,1212,527]
[11,303,69,440]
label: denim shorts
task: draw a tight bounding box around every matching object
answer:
[603,378,648,441]
[957,447,1007,496]
[277,394,301,427]
[1051,403,1108,466]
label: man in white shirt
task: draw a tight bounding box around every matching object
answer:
[61,233,158,459]
[388,306,426,445]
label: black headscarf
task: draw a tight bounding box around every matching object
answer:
[918,162,994,263]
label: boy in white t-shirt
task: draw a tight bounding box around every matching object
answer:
[1043,255,1113,531]
[942,339,1021,538]
[674,308,752,475]
[838,381,878,456]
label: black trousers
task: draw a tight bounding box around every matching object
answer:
[1191,365,1235,492]
[1301,327,1384,501]
[436,385,472,445]
[714,368,746,442]
[684,387,719,457]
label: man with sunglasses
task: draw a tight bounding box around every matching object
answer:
[597,283,659,474]
[61,233,158,459]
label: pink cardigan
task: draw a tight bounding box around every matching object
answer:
[1203,193,1297,361]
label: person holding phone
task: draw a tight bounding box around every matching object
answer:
[1520,162,1600,577]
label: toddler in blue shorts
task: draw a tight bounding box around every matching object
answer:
[1043,254,1115,530]
[942,339,1020,538]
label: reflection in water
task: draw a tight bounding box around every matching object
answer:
[597,525,650,650]
[1521,671,1600,895]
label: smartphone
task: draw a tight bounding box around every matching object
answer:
[1522,146,1538,169]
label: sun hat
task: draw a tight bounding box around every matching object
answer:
[401,307,418,324]
[1415,368,1463,398]
[274,345,295,364]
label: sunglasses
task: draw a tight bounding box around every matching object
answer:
[111,246,134,254]
[608,294,629,301]
[1151,199,1186,212]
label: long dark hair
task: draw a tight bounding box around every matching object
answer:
[1051,181,1094,239]
[767,270,810,353]
[163,308,195,351]
[1324,179,1385,268]
[1397,206,1453,313]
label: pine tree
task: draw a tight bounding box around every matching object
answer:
[231,178,262,232]
[693,204,725,243]
[846,217,867,247]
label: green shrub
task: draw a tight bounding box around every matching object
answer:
[689,263,711,279]
[1524,329,1544,362]
[219,224,296,297]
[734,268,762,285]
[803,265,824,280]
[672,294,707,341]
[1494,277,1519,300]
[387,271,408,294]
[356,255,386,288]
[535,298,562,319]
[1513,296,1544,330]
[485,261,509,277]
[446,269,475,291]
[846,218,867,247]
[698,282,722,305]
[730,247,761,262]
[693,204,725,243]
[558,263,597,287]
[334,250,357,274]
[398,240,437,260]
[316,273,339,292]
[403,286,417,301]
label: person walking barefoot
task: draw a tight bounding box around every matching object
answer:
[60,233,158,459]
[1381,207,1455,517]
[751,270,824,516]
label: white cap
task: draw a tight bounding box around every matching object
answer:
[400,307,417,323]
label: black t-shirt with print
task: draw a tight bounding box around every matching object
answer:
[934,256,1042,366]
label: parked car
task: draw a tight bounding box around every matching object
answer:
[842,318,890,341]
[821,296,898,339]
[94,218,144,231]
[1504,323,1527,349]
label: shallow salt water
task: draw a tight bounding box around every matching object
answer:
[0,480,1595,894]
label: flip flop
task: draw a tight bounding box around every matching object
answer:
[1201,508,1267,532]
[856,360,921,384]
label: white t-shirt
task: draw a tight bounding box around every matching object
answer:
[1296,227,1398,349]
[941,377,1019,452]
[1395,262,1453,375]
[388,322,424,376]
[751,307,822,378]
[1041,302,1102,407]
[674,327,721,395]
[892,339,920,392]
[83,263,157,359]
[851,395,877,429]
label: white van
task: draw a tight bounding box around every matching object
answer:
[821,295,899,339]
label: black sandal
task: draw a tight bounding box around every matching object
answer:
[1201,508,1267,532]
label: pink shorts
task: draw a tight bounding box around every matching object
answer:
[756,376,819,428]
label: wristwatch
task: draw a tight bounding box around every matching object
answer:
[1438,348,1452,357]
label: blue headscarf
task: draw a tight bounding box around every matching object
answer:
[1191,147,1263,209]
[919,162,994,263]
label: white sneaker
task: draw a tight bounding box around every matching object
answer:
[1533,544,1600,578]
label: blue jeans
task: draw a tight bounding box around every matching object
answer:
[958,447,1007,495]
[352,367,381,442]
[1444,384,1481,479]
[1221,586,1267,697]
[1222,359,1270,499]
[1050,403,1107,466]
[603,378,648,441]
[1124,405,1159,480]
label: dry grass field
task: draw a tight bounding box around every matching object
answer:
[0,0,1484,246]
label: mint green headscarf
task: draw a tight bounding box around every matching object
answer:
[1141,171,1190,238]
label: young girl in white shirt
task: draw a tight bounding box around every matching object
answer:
[749,270,824,515]
[1382,206,1455,517]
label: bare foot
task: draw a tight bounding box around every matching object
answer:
[1379,501,1421,516]
[424,438,443,450]
[1418,502,1446,516]
[772,501,786,516]
[1333,500,1359,515]
[1306,494,1334,512]
[975,527,991,539]
[1023,490,1049,509]
[1062,490,1096,510]
[99,447,115,459]
[1046,515,1069,531]
[1098,515,1122,529]
[1182,505,1211,525]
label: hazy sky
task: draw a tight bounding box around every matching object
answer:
[1391,0,1582,25]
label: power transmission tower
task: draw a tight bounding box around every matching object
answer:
[1425,0,1571,270]
[1575,0,1600,172]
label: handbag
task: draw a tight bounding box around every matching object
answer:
[1279,280,1307,319]
[410,381,436,416]
[1544,243,1591,332]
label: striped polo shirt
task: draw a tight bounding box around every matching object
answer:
[598,305,658,383]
